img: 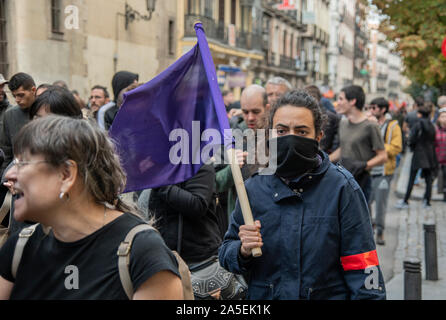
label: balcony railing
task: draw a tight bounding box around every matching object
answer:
[280,55,295,69]
[377,73,388,80]
[184,14,261,51]
[236,30,262,51]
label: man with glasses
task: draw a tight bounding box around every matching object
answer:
[366,98,403,245]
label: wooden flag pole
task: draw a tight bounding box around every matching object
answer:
[226,148,262,257]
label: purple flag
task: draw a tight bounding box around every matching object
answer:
[109,23,232,193]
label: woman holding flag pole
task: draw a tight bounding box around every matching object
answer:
[219,90,387,300]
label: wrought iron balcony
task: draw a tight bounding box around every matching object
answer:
[236,30,263,51]
[184,14,261,51]
[280,55,295,69]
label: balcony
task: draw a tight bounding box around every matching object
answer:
[355,47,365,59]
[184,14,261,51]
[377,57,388,64]
[280,55,295,69]
[236,30,263,51]
[377,73,388,80]
[389,80,399,88]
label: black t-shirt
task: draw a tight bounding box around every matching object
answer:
[0,213,180,300]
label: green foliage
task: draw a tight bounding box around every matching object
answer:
[372,0,446,93]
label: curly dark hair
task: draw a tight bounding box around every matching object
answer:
[267,90,326,135]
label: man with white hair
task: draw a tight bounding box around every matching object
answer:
[265,77,292,106]
[438,96,446,110]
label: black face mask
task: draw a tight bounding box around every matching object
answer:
[269,135,320,179]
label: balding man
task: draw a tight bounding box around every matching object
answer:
[238,84,268,130]
[265,77,292,106]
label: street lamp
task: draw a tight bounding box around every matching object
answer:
[125,0,157,30]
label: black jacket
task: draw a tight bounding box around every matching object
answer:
[320,110,340,154]
[409,117,437,170]
[148,164,222,264]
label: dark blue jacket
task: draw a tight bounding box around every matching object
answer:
[219,152,386,300]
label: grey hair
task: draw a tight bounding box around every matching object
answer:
[266,77,292,90]
[438,96,446,107]
[13,115,142,216]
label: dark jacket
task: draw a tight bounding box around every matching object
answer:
[0,106,31,175]
[219,152,386,300]
[409,117,437,170]
[320,109,340,154]
[148,164,222,264]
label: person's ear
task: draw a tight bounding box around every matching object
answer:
[31,86,37,95]
[316,130,324,143]
[59,160,78,196]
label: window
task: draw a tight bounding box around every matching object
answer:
[168,20,175,56]
[231,0,236,25]
[218,0,224,22]
[0,0,7,76]
[283,30,287,56]
[51,0,63,34]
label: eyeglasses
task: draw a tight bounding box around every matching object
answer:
[12,158,50,170]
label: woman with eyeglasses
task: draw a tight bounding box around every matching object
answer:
[0,116,183,299]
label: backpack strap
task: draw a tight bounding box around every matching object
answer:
[117,223,194,300]
[0,192,12,226]
[117,224,154,299]
[11,223,39,279]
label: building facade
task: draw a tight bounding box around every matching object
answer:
[177,0,264,99]
[0,0,178,100]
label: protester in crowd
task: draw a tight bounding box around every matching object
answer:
[0,74,11,132]
[222,90,235,110]
[304,85,340,154]
[366,97,403,245]
[89,85,110,114]
[403,96,424,138]
[29,86,83,119]
[426,101,439,124]
[438,96,446,111]
[52,80,69,90]
[435,106,446,202]
[35,84,52,97]
[219,90,386,300]
[330,85,387,202]
[3,86,96,235]
[103,71,139,130]
[71,90,87,112]
[0,74,10,212]
[264,77,292,106]
[0,73,36,176]
[0,116,183,299]
[396,105,438,209]
[148,164,222,266]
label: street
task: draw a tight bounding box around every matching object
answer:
[374,152,446,299]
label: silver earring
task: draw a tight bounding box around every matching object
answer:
[59,192,65,200]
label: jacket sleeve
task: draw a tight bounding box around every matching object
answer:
[339,178,386,300]
[385,121,403,158]
[215,165,234,193]
[408,121,421,149]
[155,164,215,219]
[0,111,12,175]
[218,199,254,275]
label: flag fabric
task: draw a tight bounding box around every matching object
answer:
[109,23,232,193]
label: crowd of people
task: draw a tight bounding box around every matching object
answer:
[0,68,444,300]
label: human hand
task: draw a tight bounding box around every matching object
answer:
[235,149,248,168]
[229,109,243,118]
[238,220,263,258]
